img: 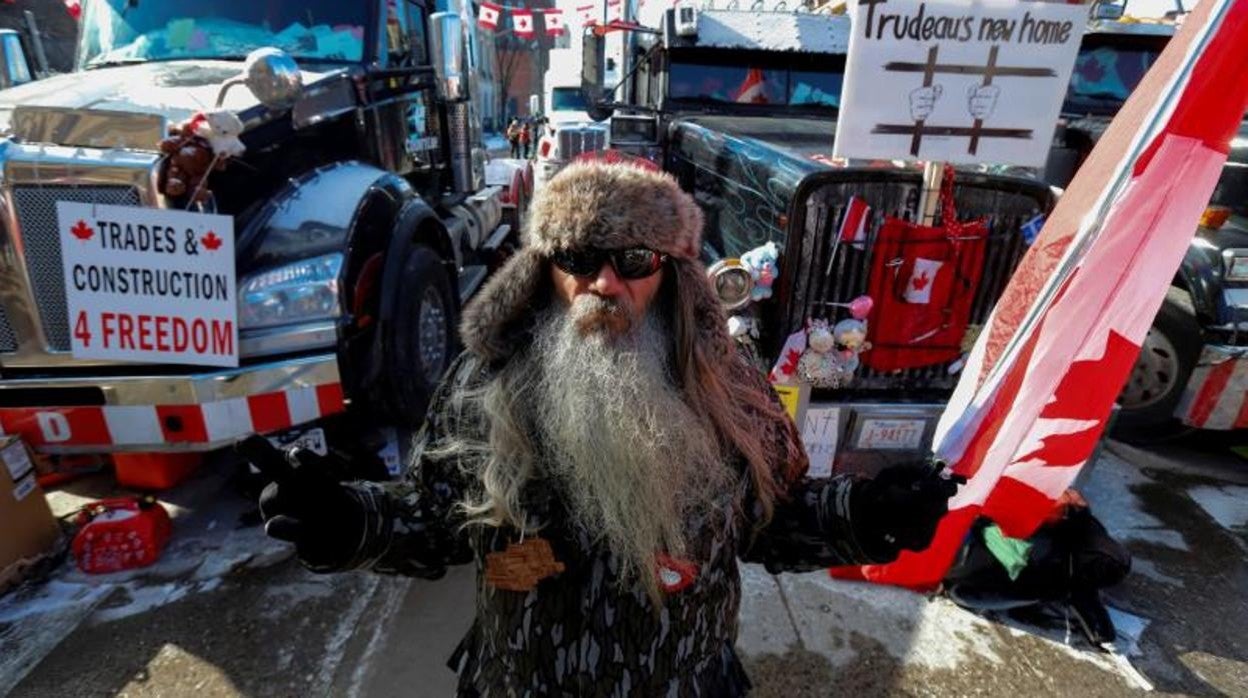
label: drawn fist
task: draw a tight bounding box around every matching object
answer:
[966,84,1000,121]
[908,84,943,122]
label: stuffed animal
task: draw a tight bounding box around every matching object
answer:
[156,110,246,203]
[831,317,870,374]
[196,109,247,159]
[798,319,853,388]
[740,242,779,301]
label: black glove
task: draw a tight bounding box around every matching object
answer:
[236,435,367,572]
[850,464,963,562]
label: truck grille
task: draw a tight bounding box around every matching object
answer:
[0,305,16,353]
[12,185,142,351]
[781,173,1055,395]
[557,125,607,160]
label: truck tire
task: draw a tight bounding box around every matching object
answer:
[1113,287,1202,442]
[385,245,457,426]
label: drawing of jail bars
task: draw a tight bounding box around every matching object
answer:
[872,44,1057,157]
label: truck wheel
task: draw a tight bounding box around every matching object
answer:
[386,245,457,426]
[1113,287,1202,442]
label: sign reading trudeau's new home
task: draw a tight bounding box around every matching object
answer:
[833,0,1086,167]
[56,202,238,368]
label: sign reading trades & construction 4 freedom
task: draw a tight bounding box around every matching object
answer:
[56,202,238,368]
[833,0,1086,167]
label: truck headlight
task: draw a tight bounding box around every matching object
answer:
[1224,248,1248,282]
[239,253,342,329]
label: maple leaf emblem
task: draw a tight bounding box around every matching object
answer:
[911,271,931,291]
[71,219,94,241]
[200,231,222,251]
[780,348,803,374]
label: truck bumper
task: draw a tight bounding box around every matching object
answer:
[0,354,344,453]
[796,399,943,478]
[1174,344,1248,429]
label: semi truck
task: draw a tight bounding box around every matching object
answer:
[0,0,526,473]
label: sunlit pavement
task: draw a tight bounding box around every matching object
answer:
[4,435,1247,697]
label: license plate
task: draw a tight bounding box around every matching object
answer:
[267,427,328,457]
[855,418,926,450]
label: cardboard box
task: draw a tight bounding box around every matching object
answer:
[0,436,60,592]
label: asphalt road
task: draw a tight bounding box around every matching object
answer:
[4,434,1248,697]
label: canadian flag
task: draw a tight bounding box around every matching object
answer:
[63,0,81,19]
[831,0,1248,591]
[543,8,567,36]
[733,68,769,104]
[577,4,598,25]
[477,1,502,30]
[903,258,944,304]
[837,196,870,248]
[512,8,535,38]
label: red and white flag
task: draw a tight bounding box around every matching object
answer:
[543,8,567,36]
[733,68,769,104]
[512,8,535,38]
[607,0,623,22]
[903,258,943,304]
[832,0,1248,590]
[837,195,870,248]
[577,4,598,25]
[63,0,81,19]
[477,1,502,30]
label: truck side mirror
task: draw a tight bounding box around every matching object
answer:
[0,29,33,89]
[430,12,467,101]
[581,31,605,106]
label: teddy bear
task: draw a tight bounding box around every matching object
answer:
[156,110,246,203]
[740,241,779,302]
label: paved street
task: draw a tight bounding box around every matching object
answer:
[3,435,1247,697]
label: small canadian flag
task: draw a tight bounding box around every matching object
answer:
[478,1,502,30]
[577,3,598,25]
[512,8,535,38]
[838,196,871,249]
[543,8,566,36]
[903,257,944,304]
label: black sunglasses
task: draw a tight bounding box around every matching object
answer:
[551,247,668,280]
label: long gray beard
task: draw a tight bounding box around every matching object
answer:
[529,296,733,585]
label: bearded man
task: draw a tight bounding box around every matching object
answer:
[241,162,958,696]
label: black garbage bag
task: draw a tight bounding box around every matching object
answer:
[944,492,1131,645]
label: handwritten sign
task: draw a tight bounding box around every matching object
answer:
[833,0,1085,166]
[802,407,841,477]
[57,203,237,367]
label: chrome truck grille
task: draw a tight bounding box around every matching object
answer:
[557,125,607,159]
[11,185,142,352]
[0,306,16,352]
[780,172,1056,395]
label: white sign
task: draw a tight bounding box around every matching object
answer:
[856,417,927,450]
[802,406,841,477]
[833,0,1085,167]
[57,202,238,367]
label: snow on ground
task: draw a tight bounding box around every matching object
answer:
[1082,450,1190,551]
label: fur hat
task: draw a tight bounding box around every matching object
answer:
[460,161,730,363]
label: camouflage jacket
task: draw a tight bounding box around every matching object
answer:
[344,353,882,697]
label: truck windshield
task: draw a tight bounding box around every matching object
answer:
[668,60,842,110]
[77,0,370,69]
[551,87,588,112]
[1062,43,1161,117]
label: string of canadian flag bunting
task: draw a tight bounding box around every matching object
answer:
[476,0,637,36]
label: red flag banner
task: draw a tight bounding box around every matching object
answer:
[478,1,502,30]
[542,8,567,36]
[832,0,1248,590]
[512,7,535,38]
[577,3,598,25]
